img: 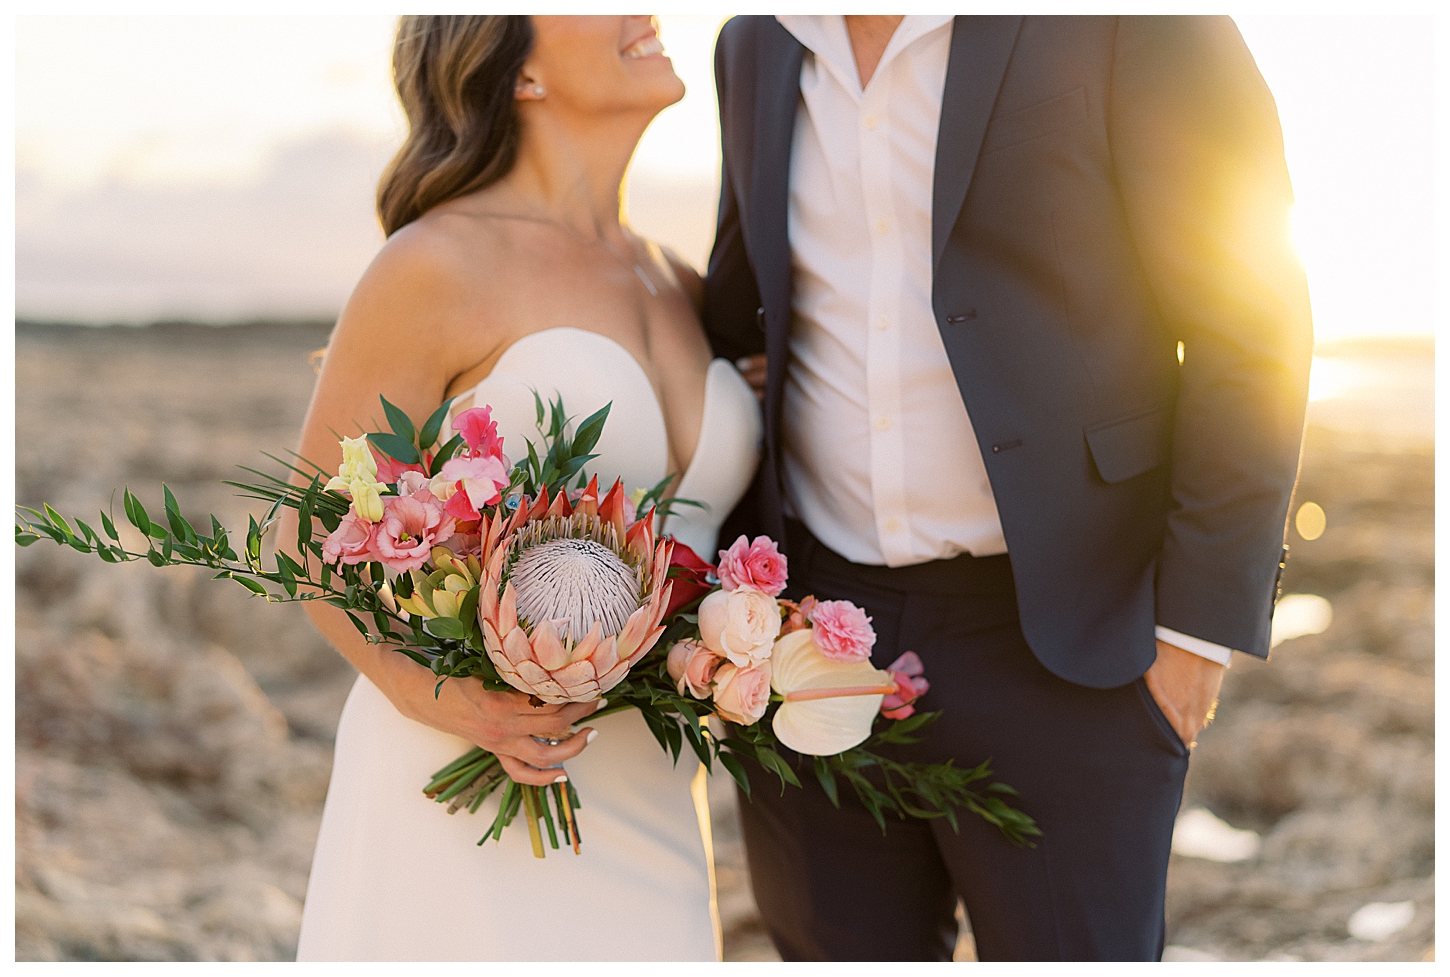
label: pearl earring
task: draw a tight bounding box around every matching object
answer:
[532,85,545,97]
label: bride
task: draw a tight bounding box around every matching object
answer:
[286,15,762,961]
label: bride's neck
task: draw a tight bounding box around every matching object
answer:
[494,111,647,240]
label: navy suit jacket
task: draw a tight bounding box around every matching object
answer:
[703,15,1312,688]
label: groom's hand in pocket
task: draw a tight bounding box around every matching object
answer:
[1143,639,1225,749]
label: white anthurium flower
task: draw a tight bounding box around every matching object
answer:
[769,629,897,756]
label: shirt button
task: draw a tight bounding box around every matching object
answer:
[876,315,891,331]
[875,415,892,431]
[874,219,890,236]
[884,518,902,533]
[863,114,879,130]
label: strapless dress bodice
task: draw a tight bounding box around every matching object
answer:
[456,326,762,559]
[297,327,761,962]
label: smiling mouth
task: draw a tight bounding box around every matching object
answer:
[622,34,664,60]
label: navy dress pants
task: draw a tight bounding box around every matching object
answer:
[735,520,1191,961]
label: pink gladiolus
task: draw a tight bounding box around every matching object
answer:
[716,535,788,596]
[443,484,481,521]
[439,454,510,510]
[369,494,455,572]
[712,661,773,726]
[880,651,929,720]
[321,511,377,565]
[808,600,876,663]
[453,407,507,462]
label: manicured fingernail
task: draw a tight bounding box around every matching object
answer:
[593,699,608,712]
[586,729,599,745]
[735,356,753,370]
[554,774,569,783]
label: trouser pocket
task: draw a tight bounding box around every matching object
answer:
[1132,676,1190,757]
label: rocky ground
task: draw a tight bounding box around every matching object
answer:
[13,322,1434,961]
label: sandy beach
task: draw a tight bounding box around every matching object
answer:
[13,321,1433,961]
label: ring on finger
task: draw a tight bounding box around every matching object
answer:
[530,734,566,747]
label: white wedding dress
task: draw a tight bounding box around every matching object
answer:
[296,328,762,961]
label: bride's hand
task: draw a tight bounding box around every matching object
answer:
[380,654,604,787]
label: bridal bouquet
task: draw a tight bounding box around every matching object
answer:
[16,394,1038,858]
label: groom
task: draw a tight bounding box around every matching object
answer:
[703,15,1311,961]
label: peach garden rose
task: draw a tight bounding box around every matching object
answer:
[697,586,782,667]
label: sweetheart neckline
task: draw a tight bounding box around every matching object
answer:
[463,326,739,492]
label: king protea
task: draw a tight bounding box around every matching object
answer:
[477,476,674,703]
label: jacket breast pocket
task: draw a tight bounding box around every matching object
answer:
[1084,404,1171,484]
[981,86,1087,156]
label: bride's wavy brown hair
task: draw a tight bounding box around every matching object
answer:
[377,15,534,237]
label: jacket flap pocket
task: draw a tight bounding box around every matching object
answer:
[1085,404,1171,484]
[982,86,1087,155]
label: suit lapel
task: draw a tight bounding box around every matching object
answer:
[749,21,804,334]
[932,15,1023,274]
[746,20,804,460]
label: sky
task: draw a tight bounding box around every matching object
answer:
[12,14,1437,344]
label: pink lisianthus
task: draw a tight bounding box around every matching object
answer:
[716,535,788,596]
[808,599,877,663]
[712,661,773,725]
[453,407,507,462]
[666,639,726,699]
[321,511,377,566]
[369,494,455,572]
[880,651,929,720]
[369,444,427,485]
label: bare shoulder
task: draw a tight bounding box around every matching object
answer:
[332,211,513,363]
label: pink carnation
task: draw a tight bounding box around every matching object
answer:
[880,651,929,720]
[369,493,455,572]
[321,511,377,566]
[716,535,788,596]
[808,599,876,663]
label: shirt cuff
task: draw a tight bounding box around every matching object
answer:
[1155,626,1236,666]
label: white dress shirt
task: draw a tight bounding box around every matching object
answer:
[774,15,1234,666]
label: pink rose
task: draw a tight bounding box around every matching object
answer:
[369,494,455,572]
[321,511,376,565]
[711,661,773,726]
[716,535,788,597]
[880,651,929,720]
[698,587,782,667]
[808,600,876,663]
[666,639,725,699]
